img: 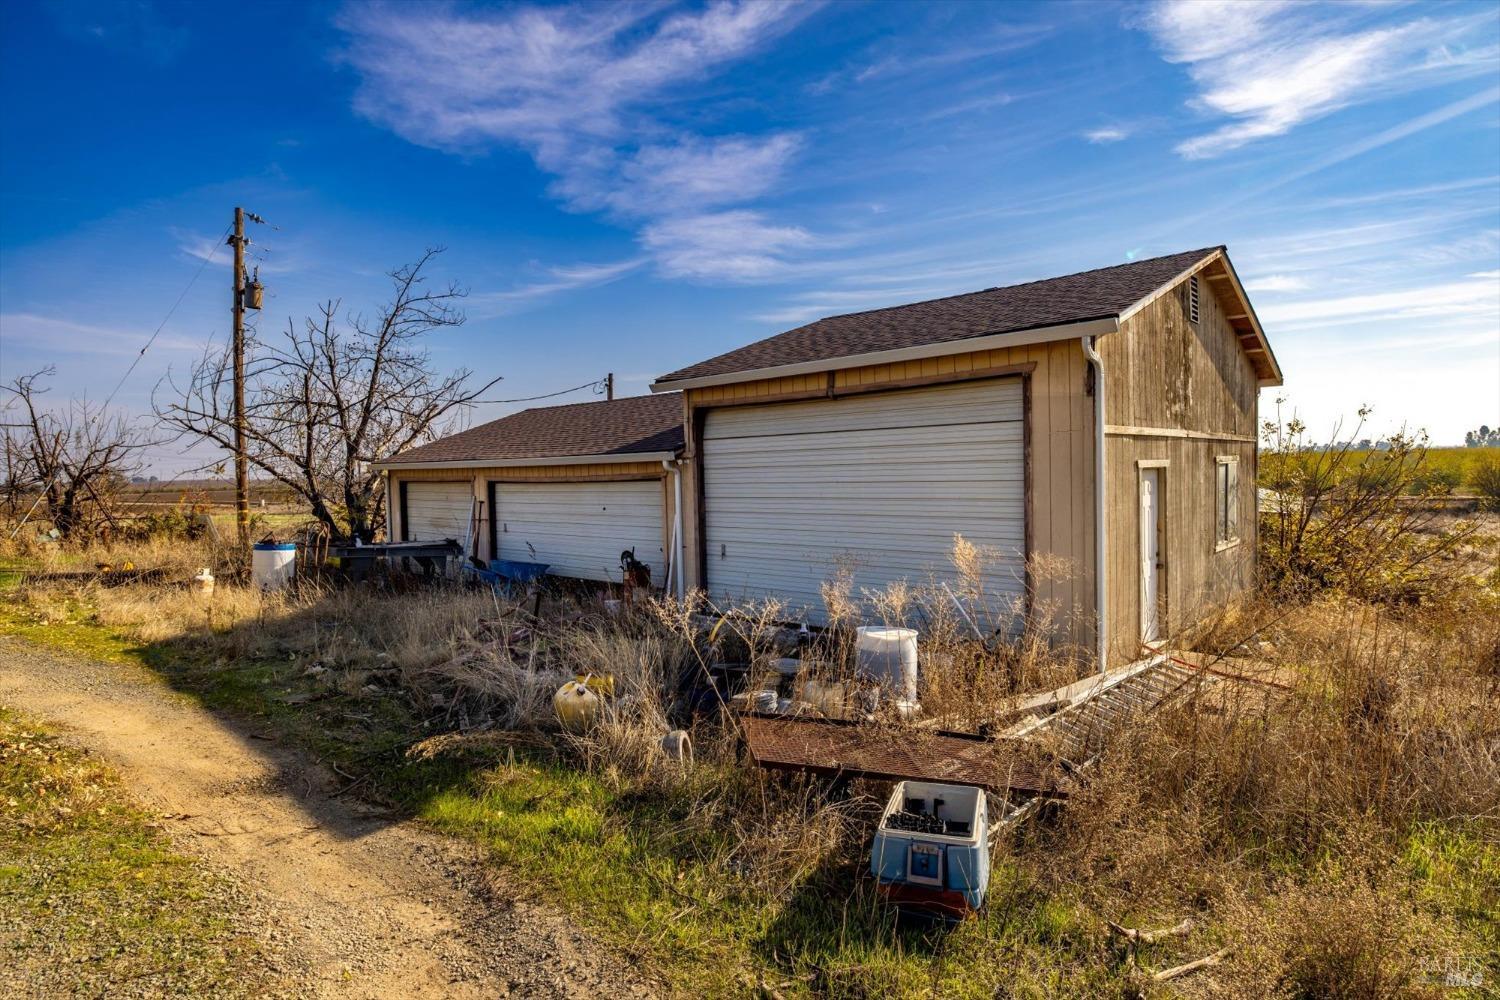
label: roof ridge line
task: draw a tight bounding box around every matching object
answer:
[802,246,1223,327]
[511,389,680,418]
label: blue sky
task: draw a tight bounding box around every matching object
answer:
[2,0,1497,473]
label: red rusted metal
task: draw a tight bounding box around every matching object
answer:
[876,879,975,920]
[740,714,1063,795]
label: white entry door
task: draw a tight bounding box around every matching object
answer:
[701,379,1026,625]
[1140,468,1162,642]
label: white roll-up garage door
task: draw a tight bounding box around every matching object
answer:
[402,481,474,542]
[702,378,1026,625]
[493,480,664,584]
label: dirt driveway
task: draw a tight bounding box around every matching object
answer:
[0,637,662,999]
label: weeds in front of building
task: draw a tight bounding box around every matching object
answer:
[2,498,1496,997]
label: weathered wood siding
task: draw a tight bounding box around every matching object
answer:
[681,341,1095,651]
[1100,272,1260,664]
[386,462,672,566]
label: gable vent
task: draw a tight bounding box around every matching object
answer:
[1188,275,1201,324]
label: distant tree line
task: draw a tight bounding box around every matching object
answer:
[1464,425,1500,448]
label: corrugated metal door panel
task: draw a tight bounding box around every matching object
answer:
[703,379,1026,625]
[494,480,663,584]
[404,482,473,542]
[701,380,1024,439]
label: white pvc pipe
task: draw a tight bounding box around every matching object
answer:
[663,459,685,600]
[1081,336,1107,674]
[382,470,395,542]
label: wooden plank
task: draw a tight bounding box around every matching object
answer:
[1106,425,1256,442]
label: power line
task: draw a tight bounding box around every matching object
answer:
[101,223,232,413]
[8,223,232,539]
[478,377,610,405]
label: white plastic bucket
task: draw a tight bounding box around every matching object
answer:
[855,626,919,701]
[251,542,297,591]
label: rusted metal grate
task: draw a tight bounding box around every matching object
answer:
[741,714,1065,795]
[1019,658,1209,764]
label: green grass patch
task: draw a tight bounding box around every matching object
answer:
[1404,822,1500,967]
[0,595,147,666]
[0,707,270,997]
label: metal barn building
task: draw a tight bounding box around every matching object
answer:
[651,246,1281,667]
[381,246,1280,669]
[377,393,685,588]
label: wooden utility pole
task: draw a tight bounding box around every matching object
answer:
[230,207,250,558]
[605,372,614,401]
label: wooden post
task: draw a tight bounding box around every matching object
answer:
[605,372,614,401]
[231,207,250,559]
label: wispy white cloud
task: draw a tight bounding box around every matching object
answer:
[0,313,203,357]
[470,257,646,315]
[1257,272,1500,329]
[1083,126,1129,144]
[172,227,296,275]
[641,211,813,281]
[337,1,818,282]
[1140,0,1498,158]
[1243,274,1309,293]
[809,22,1053,94]
[603,132,803,214]
[173,229,229,267]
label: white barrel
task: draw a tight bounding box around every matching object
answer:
[855,626,918,701]
[251,542,297,591]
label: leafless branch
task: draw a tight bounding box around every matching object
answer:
[155,249,498,542]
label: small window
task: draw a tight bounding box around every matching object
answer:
[1188,275,1201,325]
[1215,456,1239,548]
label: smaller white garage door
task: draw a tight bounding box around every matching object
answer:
[403,481,473,543]
[493,480,664,584]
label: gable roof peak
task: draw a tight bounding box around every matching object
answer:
[654,246,1225,387]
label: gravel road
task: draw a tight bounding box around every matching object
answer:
[0,637,664,999]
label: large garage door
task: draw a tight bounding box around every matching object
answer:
[492,480,664,584]
[402,481,473,542]
[702,379,1025,625]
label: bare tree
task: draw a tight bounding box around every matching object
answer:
[158,249,499,542]
[2,367,152,540]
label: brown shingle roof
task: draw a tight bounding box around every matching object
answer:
[656,247,1220,384]
[382,392,683,465]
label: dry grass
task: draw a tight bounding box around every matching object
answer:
[5,527,1498,996]
[1039,589,1500,997]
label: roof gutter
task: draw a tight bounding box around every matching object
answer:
[650,316,1118,393]
[374,450,680,472]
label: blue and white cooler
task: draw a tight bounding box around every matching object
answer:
[870,780,990,919]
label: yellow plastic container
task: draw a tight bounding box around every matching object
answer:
[553,681,602,734]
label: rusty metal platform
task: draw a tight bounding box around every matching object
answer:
[740,714,1064,795]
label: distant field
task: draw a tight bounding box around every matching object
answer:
[1270,445,1499,493]
[1384,445,1497,486]
[117,479,295,509]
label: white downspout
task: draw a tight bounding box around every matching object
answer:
[382,470,394,542]
[663,459,685,600]
[1081,336,1107,674]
